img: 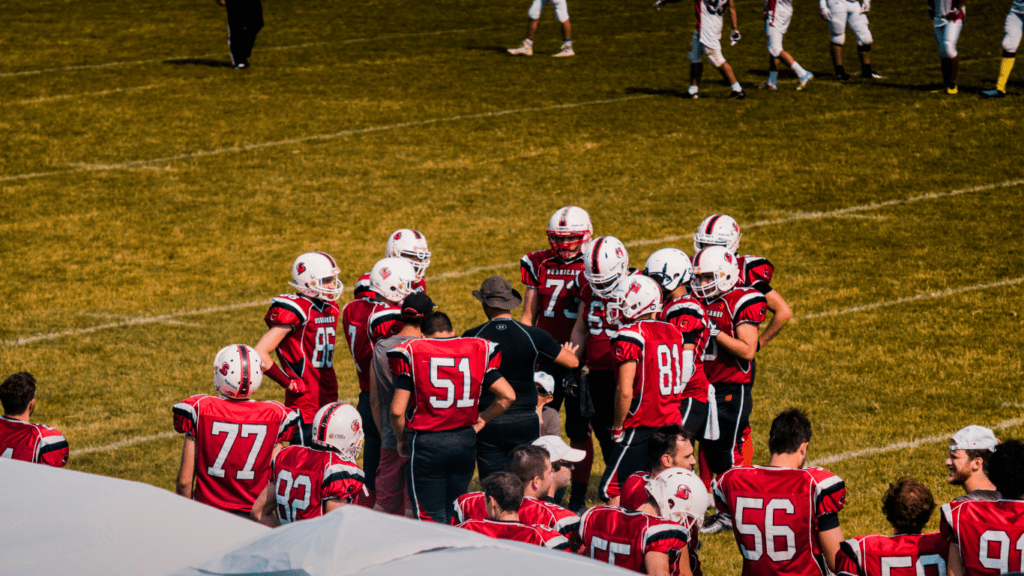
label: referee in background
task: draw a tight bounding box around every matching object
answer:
[463,276,580,480]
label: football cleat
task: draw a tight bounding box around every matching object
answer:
[369,257,417,304]
[508,41,533,56]
[835,71,850,81]
[863,72,885,79]
[386,229,431,279]
[553,43,575,57]
[214,344,263,399]
[759,81,778,90]
[691,245,740,299]
[312,402,364,461]
[981,89,1005,98]
[290,252,344,301]
[582,236,630,298]
[728,90,746,99]
[607,274,662,324]
[797,72,814,90]
[648,468,710,533]
[699,512,733,534]
[547,206,593,259]
[694,214,741,253]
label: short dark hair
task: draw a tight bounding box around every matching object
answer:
[882,476,935,534]
[422,312,453,336]
[648,425,694,469]
[964,448,994,477]
[768,408,813,455]
[0,372,36,415]
[505,444,549,485]
[989,439,1024,500]
[482,472,524,514]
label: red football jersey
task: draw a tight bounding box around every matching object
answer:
[341,299,402,393]
[940,498,1024,576]
[622,471,651,511]
[520,249,585,342]
[264,294,340,423]
[268,444,366,523]
[581,505,691,575]
[735,255,775,291]
[173,394,301,514]
[457,519,571,551]
[613,320,687,429]
[388,337,502,432]
[713,465,847,576]
[836,532,948,576]
[0,416,68,467]
[453,493,581,541]
[575,273,631,371]
[659,295,711,402]
[700,287,767,385]
[353,271,426,301]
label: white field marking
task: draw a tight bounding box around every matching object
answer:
[82,311,204,328]
[1002,402,1024,409]
[810,417,1024,467]
[797,277,1024,321]
[0,95,654,183]
[8,83,165,106]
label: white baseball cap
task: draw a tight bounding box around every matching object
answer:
[534,371,555,396]
[950,425,999,452]
[533,435,586,463]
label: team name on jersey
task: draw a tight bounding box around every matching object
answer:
[547,269,579,277]
[315,316,337,325]
[707,310,724,318]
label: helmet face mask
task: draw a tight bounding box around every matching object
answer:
[608,275,662,324]
[647,468,710,533]
[213,344,263,400]
[693,214,741,255]
[312,403,365,461]
[583,236,629,298]
[644,248,694,296]
[290,252,344,302]
[370,257,417,305]
[386,229,431,280]
[547,206,593,260]
[690,246,739,300]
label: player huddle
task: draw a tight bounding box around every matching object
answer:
[2,206,1022,576]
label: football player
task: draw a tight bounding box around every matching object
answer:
[713,408,847,576]
[819,0,881,80]
[655,0,746,99]
[567,235,633,510]
[255,252,343,445]
[173,345,302,517]
[340,257,418,507]
[982,0,1023,98]
[581,468,708,576]
[929,0,965,94]
[945,425,1000,502]
[835,476,948,576]
[353,229,430,299]
[762,0,815,90]
[251,402,366,526]
[457,472,571,550]
[506,0,575,57]
[520,206,594,511]
[621,426,697,512]
[389,312,517,524]
[941,439,1024,576]
[601,275,689,505]
[0,372,68,467]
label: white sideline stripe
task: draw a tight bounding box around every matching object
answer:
[0,95,654,183]
[810,417,1024,467]
[7,83,165,105]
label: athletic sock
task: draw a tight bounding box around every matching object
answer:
[791,62,808,78]
[688,85,699,95]
[524,38,534,47]
[997,56,1016,92]
[768,71,779,85]
[730,82,742,92]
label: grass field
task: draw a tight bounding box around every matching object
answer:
[3,0,1024,571]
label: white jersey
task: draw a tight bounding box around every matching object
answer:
[932,0,954,16]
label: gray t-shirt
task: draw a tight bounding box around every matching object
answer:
[952,489,1001,502]
[372,334,416,450]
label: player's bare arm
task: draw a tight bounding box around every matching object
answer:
[715,323,759,361]
[818,526,846,572]
[390,388,411,457]
[324,498,348,514]
[176,435,197,498]
[569,300,588,362]
[554,342,580,369]
[729,0,739,33]
[947,543,965,576]
[475,377,516,433]
[368,367,383,433]
[251,484,281,527]
[612,360,638,433]
[644,550,673,576]
[520,287,539,326]
[758,289,792,349]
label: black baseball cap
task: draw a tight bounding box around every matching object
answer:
[401,292,437,319]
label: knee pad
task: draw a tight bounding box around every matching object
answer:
[1004,12,1023,54]
[553,0,569,22]
[706,47,726,67]
[527,0,545,20]
[856,31,872,46]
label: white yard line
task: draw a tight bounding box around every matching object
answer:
[7,83,166,106]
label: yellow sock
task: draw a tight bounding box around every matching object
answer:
[997,57,1016,93]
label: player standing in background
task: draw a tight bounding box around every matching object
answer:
[655,0,745,99]
[353,229,430,299]
[251,402,366,526]
[941,439,1024,576]
[819,0,882,80]
[389,312,517,523]
[0,372,68,467]
[762,0,815,90]
[601,275,689,505]
[220,0,263,69]
[174,345,302,517]
[714,408,847,576]
[507,0,575,57]
[255,252,342,445]
[341,257,419,507]
[581,468,708,576]
[981,0,1023,98]
[930,0,965,94]
[620,426,697,512]
[835,476,948,576]
[521,205,593,510]
[945,425,1001,501]
[569,235,633,511]
[456,472,572,550]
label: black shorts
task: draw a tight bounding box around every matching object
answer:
[680,398,709,440]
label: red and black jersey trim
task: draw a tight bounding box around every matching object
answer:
[646,527,689,546]
[237,345,252,397]
[324,467,366,486]
[664,306,703,323]
[814,479,846,509]
[733,294,767,320]
[172,405,199,428]
[316,403,344,447]
[836,541,861,576]
[38,437,69,456]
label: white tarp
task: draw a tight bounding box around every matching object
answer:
[172,505,634,576]
[0,457,268,576]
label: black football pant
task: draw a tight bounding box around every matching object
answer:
[587,369,618,466]
[599,426,655,501]
[702,383,753,475]
[225,0,263,65]
[357,390,381,493]
[407,427,476,524]
[680,397,709,440]
[476,411,541,481]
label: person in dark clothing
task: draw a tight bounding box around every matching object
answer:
[218,0,263,69]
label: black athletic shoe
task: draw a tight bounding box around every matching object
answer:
[835,71,850,81]
[728,90,746,100]
[682,92,700,99]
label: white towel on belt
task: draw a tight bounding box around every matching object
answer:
[704,384,720,441]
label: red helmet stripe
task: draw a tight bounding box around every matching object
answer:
[316,252,337,268]
[317,403,343,445]
[705,215,722,235]
[590,237,605,273]
[236,345,250,397]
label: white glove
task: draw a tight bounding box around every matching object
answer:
[860,0,870,12]
[820,7,832,20]
[708,324,721,338]
[730,29,741,45]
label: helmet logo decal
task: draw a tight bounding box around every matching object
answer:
[297,262,306,275]
[724,253,734,264]
[628,281,642,296]
[394,232,403,240]
[219,363,230,376]
[380,267,391,280]
[352,419,361,432]
[676,485,691,500]
[615,247,624,258]
[732,222,739,233]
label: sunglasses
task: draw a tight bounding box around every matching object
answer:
[552,461,575,472]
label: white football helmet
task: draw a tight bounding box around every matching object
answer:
[370,257,417,304]
[290,252,344,302]
[213,344,263,400]
[691,246,740,299]
[386,229,431,280]
[607,274,662,324]
[647,467,710,533]
[547,206,594,260]
[582,236,629,298]
[312,402,364,461]
[693,214,741,254]
[644,248,694,295]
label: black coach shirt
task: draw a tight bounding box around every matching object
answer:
[463,317,562,415]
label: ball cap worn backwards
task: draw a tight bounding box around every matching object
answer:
[950,425,999,452]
